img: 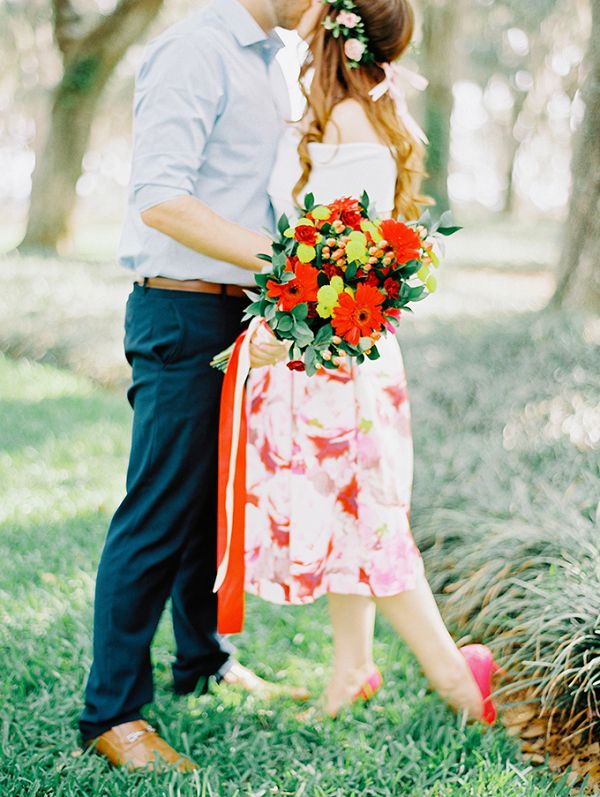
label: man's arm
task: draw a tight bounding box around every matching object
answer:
[141,195,272,273]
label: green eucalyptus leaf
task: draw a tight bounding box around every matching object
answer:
[277,213,290,235]
[437,225,462,236]
[345,261,357,280]
[408,285,426,301]
[272,250,287,270]
[304,346,317,376]
[278,314,294,333]
[254,272,271,288]
[439,210,453,228]
[314,323,334,345]
[398,262,421,277]
[294,319,314,339]
[291,303,309,320]
[418,209,432,230]
[244,300,263,317]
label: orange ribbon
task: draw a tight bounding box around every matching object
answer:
[214,318,260,634]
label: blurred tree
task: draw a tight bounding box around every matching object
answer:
[419,0,463,211]
[553,0,600,310]
[19,0,164,253]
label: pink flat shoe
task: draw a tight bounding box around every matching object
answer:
[352,666,383,703]
[459,644,500,725]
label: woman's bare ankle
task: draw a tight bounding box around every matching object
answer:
[323,661,376,715]
[432,662,484,720]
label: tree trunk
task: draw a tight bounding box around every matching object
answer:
[420,0,461,211]
[552,0,600,311]
[503,89,527,216]
[20,0,164,253]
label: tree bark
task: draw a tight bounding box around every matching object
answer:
[19,0,164,253]
[552,0,600,311]
[420,0,461,212]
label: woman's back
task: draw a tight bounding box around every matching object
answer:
[268,100,397,220]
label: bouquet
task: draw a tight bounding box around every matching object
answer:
[212,193,459,377]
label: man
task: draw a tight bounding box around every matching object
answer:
[79,0,310,772]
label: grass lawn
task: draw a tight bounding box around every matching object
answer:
[3,300,597,793]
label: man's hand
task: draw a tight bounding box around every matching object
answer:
[249,322,289,368]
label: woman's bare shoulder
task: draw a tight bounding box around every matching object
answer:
[322,98,384,145]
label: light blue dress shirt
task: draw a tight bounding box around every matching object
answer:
[117,0,289,286]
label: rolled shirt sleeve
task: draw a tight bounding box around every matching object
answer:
[131,36,226,212]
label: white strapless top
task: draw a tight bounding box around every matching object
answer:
[268,126,397,222]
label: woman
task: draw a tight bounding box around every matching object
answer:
[244,0,498,722]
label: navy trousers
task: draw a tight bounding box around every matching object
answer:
[79,283,247,740]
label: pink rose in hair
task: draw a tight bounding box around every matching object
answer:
[336,10,361,28]
[344,38,366,62]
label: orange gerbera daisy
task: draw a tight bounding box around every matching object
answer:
[379,219,422,264]
[331,283,386,346]
[266,261,320,311]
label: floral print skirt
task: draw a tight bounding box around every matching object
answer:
[244,334,424,605]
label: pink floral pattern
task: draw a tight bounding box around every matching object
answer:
[244,334,423,604]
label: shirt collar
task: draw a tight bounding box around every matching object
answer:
[212,0,285,60]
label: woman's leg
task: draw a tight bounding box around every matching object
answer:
[374,576,484,719]
[324,594,377,715]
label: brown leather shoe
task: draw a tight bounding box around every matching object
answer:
[222,661,309,701]
[86,720,198,772]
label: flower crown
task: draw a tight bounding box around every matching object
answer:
[322,0,375,68]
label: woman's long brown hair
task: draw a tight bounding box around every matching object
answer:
[293,0,429,220]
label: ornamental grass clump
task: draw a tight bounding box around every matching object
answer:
[413,508,600,742]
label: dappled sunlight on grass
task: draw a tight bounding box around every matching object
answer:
[0,355,130,531]
[0,254,132,389]
[1,303,595,792]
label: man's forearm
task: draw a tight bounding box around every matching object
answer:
[141,195,272,272]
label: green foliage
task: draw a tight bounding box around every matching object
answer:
[245,196,454,376]
[58,57,101,107]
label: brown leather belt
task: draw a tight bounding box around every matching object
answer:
[137,276,248,297]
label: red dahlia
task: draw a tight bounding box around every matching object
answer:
[294,224,318,246]
[384,277,400,298]
[322,262,344,280]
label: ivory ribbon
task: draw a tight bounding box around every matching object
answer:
[214,316,261,634]
[369,62,429,144]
